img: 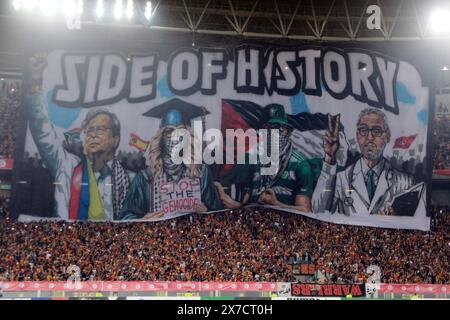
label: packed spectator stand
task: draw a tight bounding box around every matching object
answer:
[0,79,20,159]
[1,206,448,284]
[433,110,450,171]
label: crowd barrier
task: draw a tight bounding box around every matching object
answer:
[1,281,278,292]
[1,282,448,299]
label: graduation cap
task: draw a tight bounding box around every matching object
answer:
[143,98,210,128]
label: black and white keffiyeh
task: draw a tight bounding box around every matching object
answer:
[162,131,185,182]
[111,158,130,219]
[260,129,293,189]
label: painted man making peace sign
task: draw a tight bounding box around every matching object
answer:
[312,108,423,216]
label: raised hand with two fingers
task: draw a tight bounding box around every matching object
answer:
[323,114,341,165]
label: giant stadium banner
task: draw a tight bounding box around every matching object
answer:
[14,40,432,230]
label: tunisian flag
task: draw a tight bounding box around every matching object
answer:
[393,134,417,149]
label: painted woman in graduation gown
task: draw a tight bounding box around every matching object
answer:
[119,98,222,220]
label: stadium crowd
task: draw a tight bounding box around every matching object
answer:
[433,114,450,170]
[0,195,9,219]
[0,80,21,159]
[117,150,147,173]
[0,207,448,284]
[433,103,450,170]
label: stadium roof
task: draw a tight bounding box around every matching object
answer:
[2,0,450,71]
[0,0,449,41]
[138,0,450,41]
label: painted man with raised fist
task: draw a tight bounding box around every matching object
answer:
[26,54,133,220]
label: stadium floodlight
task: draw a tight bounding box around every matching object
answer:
[63,0,83,29]
[126,0,134,20]
[145,1,152,21]
[96,0,104,18]
[77,0,84,15]
[441,65,449,71]
[12,0,22,10]
[430,9,450,33]
[115,0,123,20]
[23,0,35,11]
[63,0,76,17]
[39,0,57,17]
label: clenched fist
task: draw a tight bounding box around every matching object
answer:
[29,53,48,93]
[29,53,48,80]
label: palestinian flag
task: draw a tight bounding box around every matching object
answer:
[220,99,349,177]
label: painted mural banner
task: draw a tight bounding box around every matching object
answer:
[15,41,431,230]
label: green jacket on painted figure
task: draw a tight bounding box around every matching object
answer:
[248,150,315,206]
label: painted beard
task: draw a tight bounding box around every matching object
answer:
[361,142,385,161]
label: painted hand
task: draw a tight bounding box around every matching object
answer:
[323,114,340,165]
[214,181,242,209]
[29,53,48,80]
[194,202,208,213]
[143,211,165,220]
[259,189,280,206]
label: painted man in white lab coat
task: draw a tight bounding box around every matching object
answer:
[312,108,425,216]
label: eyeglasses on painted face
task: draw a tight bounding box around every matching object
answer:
[357,126,385,137]
[85,126,112,137]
